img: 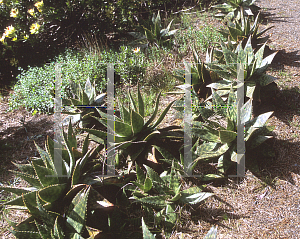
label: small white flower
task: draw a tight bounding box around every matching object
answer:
[133,47,140,53]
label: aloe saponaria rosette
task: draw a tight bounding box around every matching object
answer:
[189,85,274,175]
[126,162,213,233]
[0,121,121,238]
[128,11,179,49]
[170,45,225,124]
[212,0,260,21]
[61,77,106,129]
[217,11,274,50]
[205,36,277,104]
[82,85,183,171]
[173,47,221,101]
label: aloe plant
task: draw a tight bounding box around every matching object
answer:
[82,85,183,169]
[128,11,179,48]
[206,36,277,103]
[212,0,260,21]
[0,121,116,238]
[128,163,213,234]
[189,86,274,174]
[62,77,106,129]
[173,47,221,101]
[218,12,274,49]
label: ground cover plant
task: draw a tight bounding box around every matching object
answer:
[1,0,299,238]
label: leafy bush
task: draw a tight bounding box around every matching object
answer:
[8,46,148,113]
[0,0,181,86]
[0,0,177,46]
[9,49,103,113]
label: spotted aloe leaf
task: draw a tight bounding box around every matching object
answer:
[250,111,273,128]
[169,162,180,191]
[34,141,54,169]
[128,90,138,113]
[32,160,59,187]
[66,186,90,234]
[131,110,144,135]
[137,195,168,208]
[248,135,273,149]
[190,144,230,170]
[114,120,132,137]
[72,148,94,186]
[121,103,131,125]
[53,217,64,239]
[0,186,33,196]
[219,130,237,144]
[36,195,59,230]
[165,203,177,226]
[10,170,42,189]
[180,186,213,205]
[4,190,37,207]
[38,183,68,203]
[144,165,165,185]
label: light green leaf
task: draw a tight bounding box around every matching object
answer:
[219,130,237,144]
[142,217,156,239]
[131,110,144,135]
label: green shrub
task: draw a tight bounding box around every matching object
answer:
[0,0,180,86]
[8,46,149,113]
[8,49,102,113]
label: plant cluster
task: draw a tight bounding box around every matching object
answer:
[128,11,179,49]
[1,3,279,238]
[1,88,217,238]
[171,0,277,177]
[212,0,260,21]
[0,0,184,87]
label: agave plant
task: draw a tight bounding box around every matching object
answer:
[173,47,221,101]
[189,86,274,175]
[212,0,260,21]
[218,12,274,49]
[0,121,118,238]
[128,11,179,48]
[206,36,277,103]
[61,77,106,129]
[82,85,183,170]
[127,163,213,234]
